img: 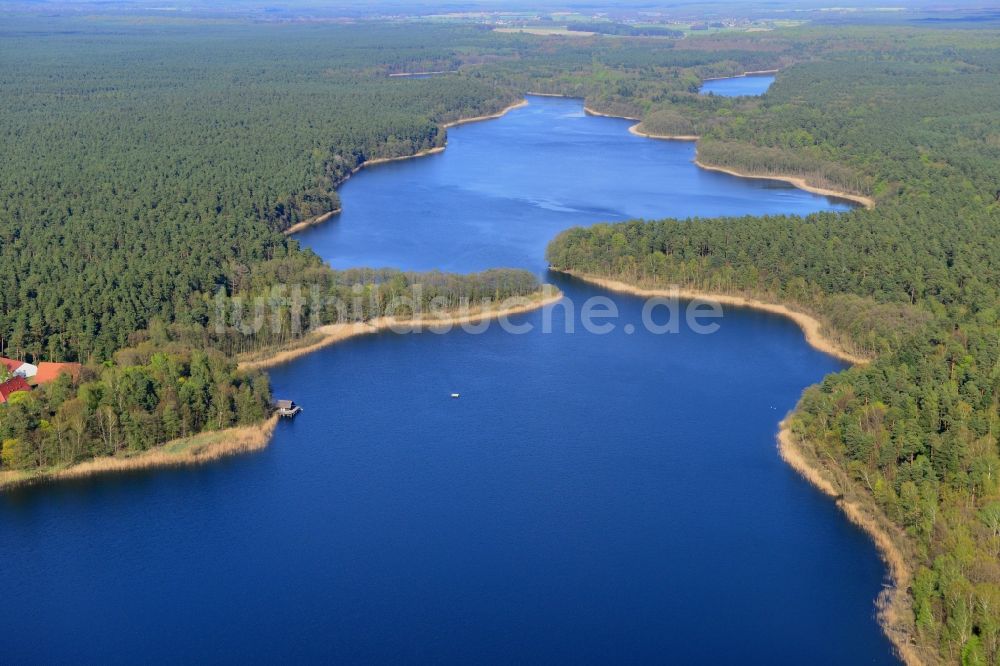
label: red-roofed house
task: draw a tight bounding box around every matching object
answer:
[33,362,82,385]
[0,357,37,379]
[0,376,31,404]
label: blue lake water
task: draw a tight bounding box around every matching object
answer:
[0,93,897,664]
[297,93,841,274]
[701,74,776,97]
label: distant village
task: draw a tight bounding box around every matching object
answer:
[0,358,81,404]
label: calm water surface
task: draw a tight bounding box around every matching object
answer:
[701,74,776,97]
[0,93,897,664]
[298,91,838,274]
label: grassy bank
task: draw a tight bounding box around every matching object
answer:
[239,286,563,371]
[1,416,279,493]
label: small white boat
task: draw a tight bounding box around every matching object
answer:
[451,393,461,399]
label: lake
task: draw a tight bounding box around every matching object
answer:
[701,73,776,97]
[296,91,837,274]
[0,92,898,664]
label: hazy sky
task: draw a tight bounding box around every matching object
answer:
[7,0,997,20]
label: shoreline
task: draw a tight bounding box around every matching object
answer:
[627,124,700,141]
[581,99,700,141]
[284,99,528,236]
[701,68,779,82]
[0,416,279,493]
[556,270,870,365]
[441,99,528,128]
[239,286,563,371]
[577,98,874,209]
[693,158,876,209]
[778,423,924,666]
[574,100,873,209]
[388,70,457,77]
[8,82,919,661]
[583,104,640,121]
[283,208,342,235]
[559,268,922,664]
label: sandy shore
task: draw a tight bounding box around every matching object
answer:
[778,423,925,666]
[556,271,870,365]
[583,105,640,121]
[362,146,447,167]
[283,208,342,235]
[441,99,528,128]
[584,105,700,140]
[694,158,875,209]
[239,286,563,371]
[627,125,700,141]
[0,416,279,493]
[575,100,701,141]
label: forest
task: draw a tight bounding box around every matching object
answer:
[547,29,1000,666]
[0,346,271,470]
[0,21,532,362]
[1,15,998,662]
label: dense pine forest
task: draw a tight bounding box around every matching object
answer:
[0,21,530,362]
[1,14,998,662]
[547,29,1000,666]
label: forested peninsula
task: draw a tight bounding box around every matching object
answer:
[0,21,548,487]
[1,18,997,664]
